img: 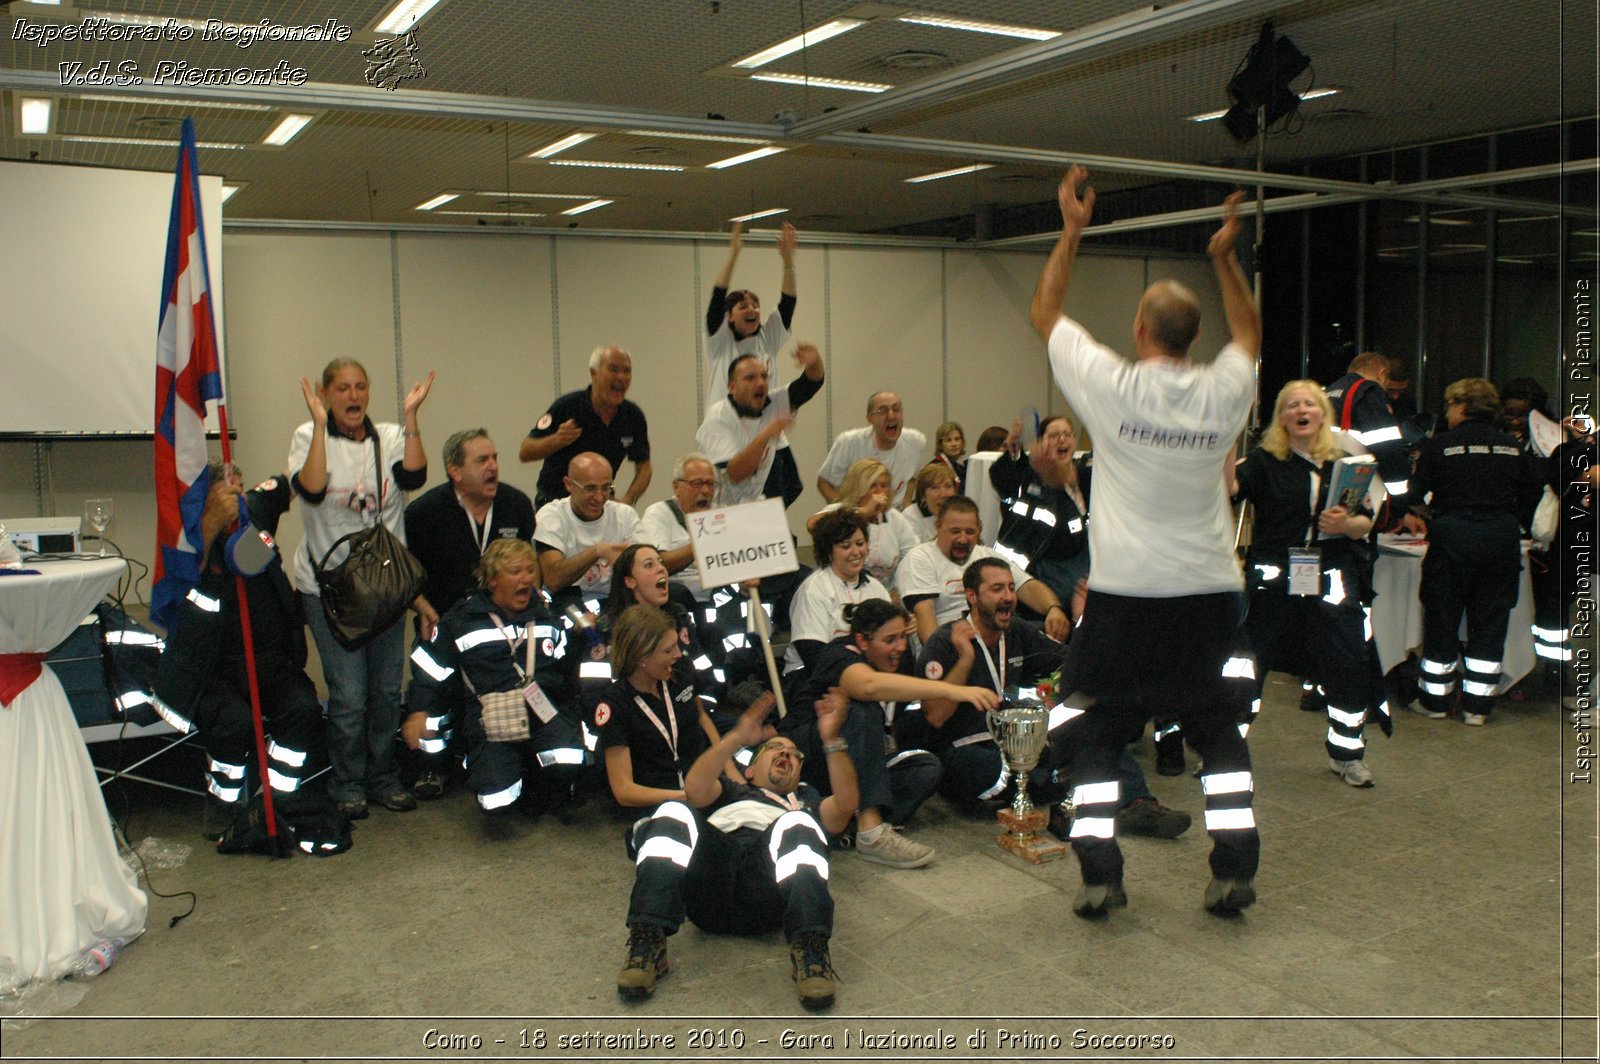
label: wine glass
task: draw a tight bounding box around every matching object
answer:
[84,498,114,556]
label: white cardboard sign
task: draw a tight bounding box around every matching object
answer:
[687,497,799,589]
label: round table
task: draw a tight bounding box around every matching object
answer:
[1,558,147,991]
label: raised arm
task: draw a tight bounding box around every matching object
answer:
[812,688,859,835]
[777,222,797,300]
[293,377,330,498]
[712,221,743,292]
[725,415,793,485]
[684,693,777,808]
[1031,166,1095,343]
[1208,190,1260,359]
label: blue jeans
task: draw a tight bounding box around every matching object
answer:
[302,593,405,802]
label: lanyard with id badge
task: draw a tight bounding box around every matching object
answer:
[489,612,560,724]
[1287,463,1323,597]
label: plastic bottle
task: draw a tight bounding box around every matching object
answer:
[69,938,125,978]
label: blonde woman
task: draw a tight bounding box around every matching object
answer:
[805,458,921,587]
[901,462,958,542]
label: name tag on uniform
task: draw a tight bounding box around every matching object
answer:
[523,681,558,724]
[1288,548,1321,597]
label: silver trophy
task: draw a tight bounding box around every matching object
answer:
[987,702,1066,861]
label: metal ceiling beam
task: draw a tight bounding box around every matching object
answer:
[0,68,785,140]
[785,0,1284,140]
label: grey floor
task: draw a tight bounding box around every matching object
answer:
[5,671,1596,1063]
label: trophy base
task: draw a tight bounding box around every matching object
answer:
[995,808,1066,863]
[997,830,1068,864]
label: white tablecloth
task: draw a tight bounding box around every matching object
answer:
[1370,536,1536,694]
[964,451,1003,546]
[0,559,147,990]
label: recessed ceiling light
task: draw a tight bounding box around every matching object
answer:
[428,209,546,218]
[750,72,891,93]
[729,208,789,223]
[623,129,767,145]
[548,159,685,172]
[263,114,313,146]
[373,0,448,35]
[562,199,613,216]
[706,146,787,170]
[415,193,460,211]
[1187,87,1340,122]
[905,163,994,183]
[895,14,1059,40]
[527,132,596,159]
[59,134,246,149]
[465,190,595,201]
[732,18,865,69]
[881,50,951,69]
[20,98,52,135]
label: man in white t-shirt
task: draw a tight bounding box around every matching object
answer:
[1031,167,1260,919]
[896,497,1067,644]
[816,391,928,506]
[638,452,718,602]
[696,344,825,508]
[534,451,642,613]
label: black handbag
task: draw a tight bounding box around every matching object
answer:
[313,433,426,650]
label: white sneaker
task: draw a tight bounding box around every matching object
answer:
[855,825,933,869]
[1328,757,1374,787]
[1461,712,1487,727]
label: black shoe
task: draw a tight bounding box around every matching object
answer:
[335,798,369,821]
[373,788,417,812]
[203,797,243,841]
[1204,876,1256,915]
[1116,797,1191,839]
[618,925,668,1001]
[789,931,838,1010]
[411,771,445,800]
[1072,880,1128,918]
[1155,733,1186,776]
[1299,685,1326,713]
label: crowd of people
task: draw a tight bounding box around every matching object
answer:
[144,181,1591,1012]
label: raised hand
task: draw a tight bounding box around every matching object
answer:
[300,377,325,423]
[733,692,778,747]
[793,341,821,372]
[728,220,744,256]
[814,686,848,743]
[776,221,797,263]
[402,369,436,416]
[1209,190,1247,260]
[1058,165,1095,232]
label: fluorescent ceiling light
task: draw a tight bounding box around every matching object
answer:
[415,193,460,211]
[373,0,448,35]
[896,14,1059,40]
[562,199,613,216]
[729,207,788,223]
[548,159,684,172]
[263,114,313,146]
[60,134,246,149]
[428,209,546,218]
[220,184,243,204]
[732,18,864,69]
[905,163,994,183]
[623,129,767,145]
[751,72,890,93]
[527,132,596,159]
[20,98,52,135]
[706,146,787,170]
[465,191,595,201]
[78,93,275,112]
[1187,87,1340,122]
[1403,215,1474,226]
[1498,214,1559,223]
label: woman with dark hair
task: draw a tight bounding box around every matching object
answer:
[590,605,729,808]
[783,510,886,673]
[290,358,434,820]
[783,598,1000,868]
[403,539,586,823]
[973,426,1010,454]
[1228,380,1386,786]
[1410,378,1544,726]
[902,462,958,542]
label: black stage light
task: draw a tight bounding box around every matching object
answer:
[1223,22,1311,142]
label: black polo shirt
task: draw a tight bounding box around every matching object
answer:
[529,389,649,502]
[404,482,536,615]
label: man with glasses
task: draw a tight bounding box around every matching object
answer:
[816,391,927,506]
[638,453,718,604]
[618,691,855,1010]
[520,345,652,509]
[535,451,642,615]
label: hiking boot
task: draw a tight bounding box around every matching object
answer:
[202,797,243,841]
[855,825,933,869]
[1154,732,1185,776]
[411,771,446,800]
[1328,757,1374,787]
[1204,876,1256,915]
[1071,880,1128,917]
[617,925,668,1001]
[1115,796,1191,838]
[789,931,837,1010]
[373,788,417,812]
[334,797,369,821]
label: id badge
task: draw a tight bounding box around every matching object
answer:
[1288,548,1321,597]
[523,680,558,724]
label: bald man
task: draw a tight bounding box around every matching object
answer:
[1030,167,1261,919]
[815,390,927,505]
[534,451,643,614]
